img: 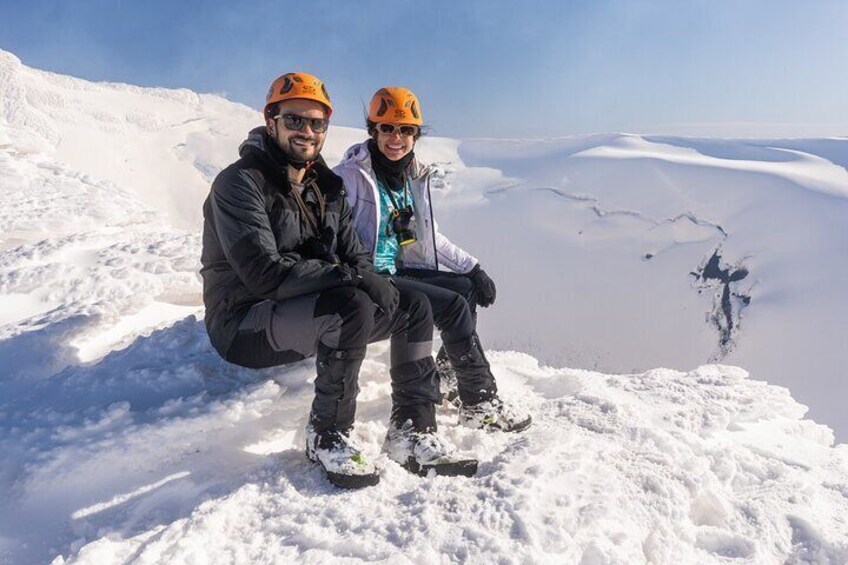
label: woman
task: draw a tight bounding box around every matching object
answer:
[334,87,530,433]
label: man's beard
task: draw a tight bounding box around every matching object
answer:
[279,133,322,165]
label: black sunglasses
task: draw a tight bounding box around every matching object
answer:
[274,113,329,133]
[377,123,419,137]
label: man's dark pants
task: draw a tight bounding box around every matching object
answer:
[225,284,440,433]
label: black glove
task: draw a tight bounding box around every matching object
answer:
[468,264,496,307]
[356,269,400,318]
[334,263,358,285]
[298,226,339,264]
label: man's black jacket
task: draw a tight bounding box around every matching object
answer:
[200,127,372,357]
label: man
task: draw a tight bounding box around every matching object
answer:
[333,87,531,433]
[201,73,477,489]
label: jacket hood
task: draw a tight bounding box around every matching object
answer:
[238,126,273,159]
[339,140,430,180]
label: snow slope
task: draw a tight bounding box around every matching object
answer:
[440,134,848,440]
[2,50,848,564]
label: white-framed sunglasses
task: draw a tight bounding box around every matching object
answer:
[376,123,420,137]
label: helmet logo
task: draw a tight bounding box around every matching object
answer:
[281,76,294,94]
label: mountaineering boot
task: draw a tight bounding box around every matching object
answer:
[444,335,532,432]
[459,396,532,433]
[306,343,378,488]
[383,421,477,477]
[435,345,460,407]
[306,426,380,489]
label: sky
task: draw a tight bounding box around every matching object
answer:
[1,0,847,138]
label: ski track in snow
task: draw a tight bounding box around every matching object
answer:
[2,49,848,564]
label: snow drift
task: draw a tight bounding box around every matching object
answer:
[2,49,848,564]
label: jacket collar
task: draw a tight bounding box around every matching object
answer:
[340,140,430,181]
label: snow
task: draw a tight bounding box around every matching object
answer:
[444,133,848,439]
[2,49,848,563]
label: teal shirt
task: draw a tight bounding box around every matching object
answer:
[374,179,411,274]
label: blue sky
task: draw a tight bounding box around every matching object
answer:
[1,0,846,138]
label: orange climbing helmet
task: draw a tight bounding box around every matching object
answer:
[264,72,332,118]
[368,87,423,125]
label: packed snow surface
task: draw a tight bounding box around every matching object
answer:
[2,50,848,564]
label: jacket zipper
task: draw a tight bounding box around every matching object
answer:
[426,174,437,270]
[358,166,380,258]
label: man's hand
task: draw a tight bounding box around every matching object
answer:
[356,269,400,318]
[299,226,339,264]
[469,264,496,307]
